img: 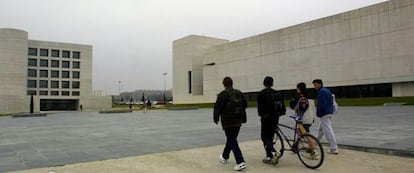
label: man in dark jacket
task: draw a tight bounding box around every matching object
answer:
[257,76,284,164]
[313,79,338,154]
[214,76,247,171]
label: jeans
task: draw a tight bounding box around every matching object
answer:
[261,117,278,158]
[317,114,338,150]
[222,127,245,164]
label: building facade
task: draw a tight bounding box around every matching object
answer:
[173,0,414,104]
[0,28,111,114]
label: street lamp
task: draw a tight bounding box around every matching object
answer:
[162,73,167,104]
[118,81,122,102]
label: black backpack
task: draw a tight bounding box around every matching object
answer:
[272,93,286,116]
[225,89,243,115]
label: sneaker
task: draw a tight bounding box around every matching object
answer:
[219,154,228,164]
[303,151,320,160]
[262,156,279,165]
[233,162,246,171]
[328,149,339,154]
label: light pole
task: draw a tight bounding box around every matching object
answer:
[118,80,122,102]
[162,73,167,104]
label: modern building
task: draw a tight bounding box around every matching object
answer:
[0,28,111,114]
[173,0,414,104]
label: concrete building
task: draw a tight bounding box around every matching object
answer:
[0,28,111,114]
[173,0,414,104]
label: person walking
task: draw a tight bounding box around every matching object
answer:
[289,82,315,133]
[257,76,285,164]
[214,76,247,171]
[312,79,339,154]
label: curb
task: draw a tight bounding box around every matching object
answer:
[330,144,414,158]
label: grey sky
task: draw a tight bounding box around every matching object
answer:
[0,0,387,95]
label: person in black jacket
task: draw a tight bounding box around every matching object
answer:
[257,76,284,164]
[214,76,247,171]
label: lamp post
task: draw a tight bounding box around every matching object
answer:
[118,80,122,102]
[162,73,167,104]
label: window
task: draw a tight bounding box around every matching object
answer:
[73,61,80,69]
[188,71,192,94]
[72,91,80,96]
[28,69,37,77]
[72,81,80,89]
[28,48,37,56]
[28,80,36,88]
[72,71,80,79]
[62,61,70,68]
[39,91,48,96]
[62,71,70,78]
[62,81,69,88]
[51,60,59,68]
[40,49,48,57]
[27,90,37,96]
[62,91,70,96]
[39,70,48,78]
[51,70,59,78]
[51,81,59,88]
[51,50,59,57]
[39,80,48,88]
[51,91,59,96]
[28,59,37,67]
[62,50,70,58]
[40,59,48,67]
[73,51,80,59]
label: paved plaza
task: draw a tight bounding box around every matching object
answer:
[0,106,413,172]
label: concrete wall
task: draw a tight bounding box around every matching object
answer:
[81,96,112,111]
[0,29,29,114]
[393,82,414,96]
[172,35,228,104]
[173,0,414,103]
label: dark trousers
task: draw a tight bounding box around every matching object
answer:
[222,127,245,164]
[261,117,278,158]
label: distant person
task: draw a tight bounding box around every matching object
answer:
[143,99,148,113]
[257,76,286,164]
[79,104,83,111]
[214,76,247,171]
[313,79,339,154]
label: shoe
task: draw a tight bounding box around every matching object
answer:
[219,154,228,164]
[303,151,320,160]
[233,162,246,171]
[262,156,279,165]
[328,149,339,154]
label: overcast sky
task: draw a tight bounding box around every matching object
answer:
[0,0,387,95]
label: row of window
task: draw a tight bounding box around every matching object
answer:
[27,90,80,96]
[27,80,80,89]
[28,48,80,59]
[28,69,80,79]
[28,59,80,69]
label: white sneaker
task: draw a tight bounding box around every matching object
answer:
[328,149,339,154]
[219,154,228,164]
[233,162,246,171]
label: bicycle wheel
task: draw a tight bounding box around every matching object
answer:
[295,133,324,169]
[273,131,284,159]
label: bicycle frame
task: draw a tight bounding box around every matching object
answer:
[277,121,308,151]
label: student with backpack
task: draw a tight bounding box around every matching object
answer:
[289,82,315,133]
[257,76,286,164]
[214,76,248,171]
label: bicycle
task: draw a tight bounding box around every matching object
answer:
[273,115,324,169]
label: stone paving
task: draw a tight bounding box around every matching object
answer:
[0,106,413,172]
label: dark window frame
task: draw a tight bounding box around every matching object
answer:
[39,49,49,57]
